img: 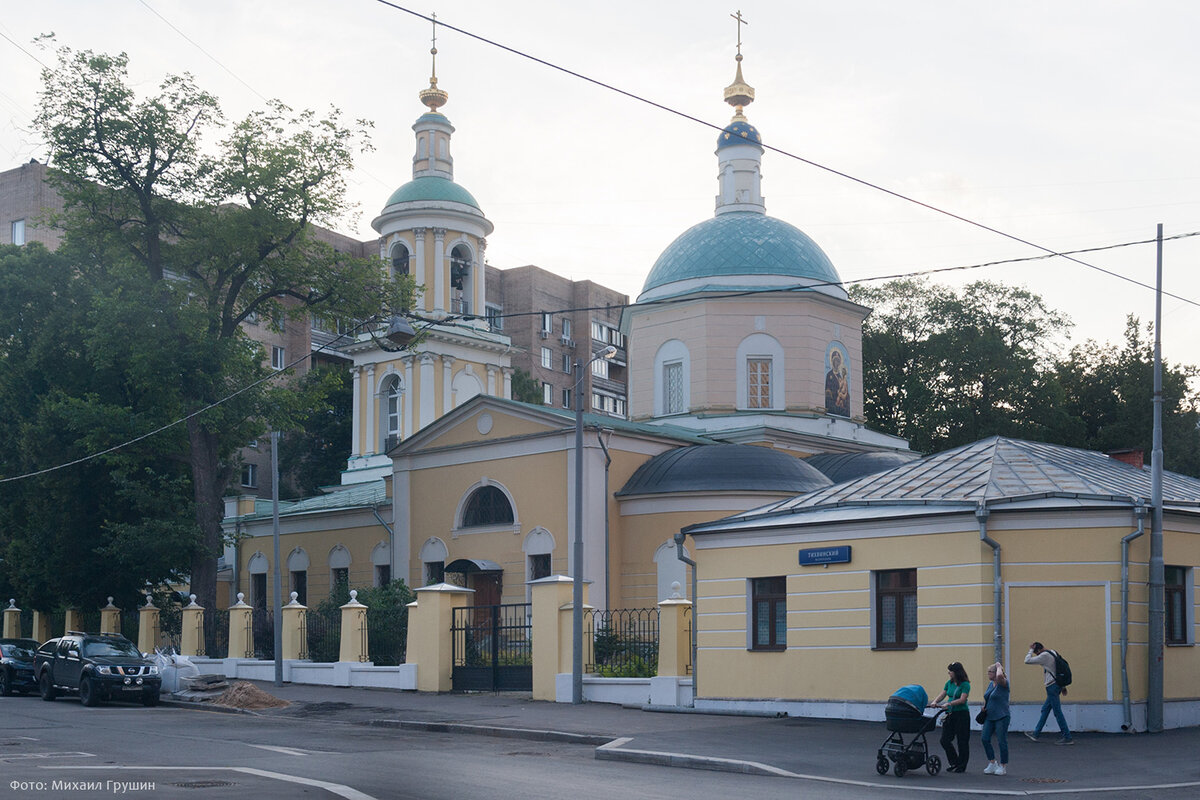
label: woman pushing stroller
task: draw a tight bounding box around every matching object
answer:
[929,662,971,772]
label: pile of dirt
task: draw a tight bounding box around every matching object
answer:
[213,681,291,710]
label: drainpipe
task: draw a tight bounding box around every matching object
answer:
[1121,502,1147,732]
[976,503,1003,665]
[673,530,698,700]
[372,507,394,586]
[596,428,614,610]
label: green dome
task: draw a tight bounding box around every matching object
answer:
[384,176,481,211]
[640,212,841,297]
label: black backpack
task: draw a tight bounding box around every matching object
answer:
[1049,649,1072,688]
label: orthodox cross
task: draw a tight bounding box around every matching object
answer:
[430,12,439,76]
[731,10,748,56]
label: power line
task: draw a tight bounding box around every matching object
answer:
[371,2,1191,305]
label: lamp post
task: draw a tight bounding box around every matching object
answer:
[573,345,617,704]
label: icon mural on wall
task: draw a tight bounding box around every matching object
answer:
[824,341,851,417]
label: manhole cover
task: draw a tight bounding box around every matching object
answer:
[1022,777,1069,784]
[170,781,237,789]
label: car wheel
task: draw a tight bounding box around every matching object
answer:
[79,677,99,707]
[142,691,159,707]
[0,668,13,697]
[39,672,57,701]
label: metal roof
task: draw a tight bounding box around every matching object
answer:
[688,437,1200,534]
[616,444,832,497]
[237,480,388,522]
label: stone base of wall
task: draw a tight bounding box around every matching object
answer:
[188,658,417,691]
[553,673,694,708]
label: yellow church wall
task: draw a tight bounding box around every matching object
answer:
[236,522,388,605]
[423,410,558,450]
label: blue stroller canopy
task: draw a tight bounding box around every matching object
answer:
[890,684,928,709]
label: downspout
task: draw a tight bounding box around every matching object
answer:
[674,530,698,701]
[1121,501,1147,732]
[372,507,394,585]
[976,503,1003,665]
[596,428,614,610]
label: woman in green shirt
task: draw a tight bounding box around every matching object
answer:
[930,662,971,772]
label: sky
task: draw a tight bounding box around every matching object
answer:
[3,1,1200,368]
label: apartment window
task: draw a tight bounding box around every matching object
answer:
[615,398,626,416]
[529,553,551,581]
[375,564,391,587]
[271,346,286,371]
[747,357,771,409]
[664,362,684,414]
[290,571,307,606]
[591,358,609,378]
[750,576,787,651]
[241,463,258,488]
[541,347,553,369]
[485,304,503,331]
[542,382,552,405]
[541,312,553,333]
[1166,566,1193,645]
[562,388,572,408]
[875,568,917,649]
[562,354,572,373]
[562,319,572,338]
[11,219,25,246]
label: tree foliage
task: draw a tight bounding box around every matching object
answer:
[510,367,543,405]
[13,44,410,630]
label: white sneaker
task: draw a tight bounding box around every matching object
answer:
[994,765,1007,776]
[983,763,996,774]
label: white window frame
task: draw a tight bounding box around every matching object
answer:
[271,346,286,371]
[542,382,552,405]
[241,463,258,488]
[541,347,553,369]
[562,387,572,408]
[541,312,553,333]
[591,358,609,378]
[11,219,26,246]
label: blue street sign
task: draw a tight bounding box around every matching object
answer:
[798,545,851,566]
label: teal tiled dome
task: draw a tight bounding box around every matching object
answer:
[384,176,481,210]
[641,212,841,296]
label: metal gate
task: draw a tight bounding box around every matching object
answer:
[451,603,532,691]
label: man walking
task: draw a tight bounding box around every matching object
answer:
[1024,641,1074,744]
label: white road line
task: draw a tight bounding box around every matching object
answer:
[247,743,314,757]
[1,752,94,760]
[40,766,377,800]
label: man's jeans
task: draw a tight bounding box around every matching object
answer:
[1034,683,1071,739]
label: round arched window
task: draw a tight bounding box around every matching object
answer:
[390,242,410,277]
[461,485,514,527]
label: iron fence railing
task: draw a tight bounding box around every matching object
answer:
[366,605,408,665]
[585,607,659,677]
[19,608,32,639]
[251,608,274,660]
[684,605,694,675]
[46,611,66,640]
[119,609,139,643]
[209,611,229,659]
[303,608,341,662]
[158,604,181,653]
[76,609,101,635]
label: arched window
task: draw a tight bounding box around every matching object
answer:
[390,242,410,277]
[382,374,403,448]
[461,485,514,527]
[450,244,470,290]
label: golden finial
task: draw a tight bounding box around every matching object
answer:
[419,12,449,113]
[723,10,754,121]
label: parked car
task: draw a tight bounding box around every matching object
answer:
[34,632,161,707]
[0,638,41,696]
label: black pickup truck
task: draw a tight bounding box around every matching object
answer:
[35,632,161,707]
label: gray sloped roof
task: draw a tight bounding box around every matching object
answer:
[804,451,921,484]
[688,437,1200,533]
[617,444,832,497]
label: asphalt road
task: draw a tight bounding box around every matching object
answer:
[4,692,1200,800]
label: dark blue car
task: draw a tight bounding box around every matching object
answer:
[0,638,41,696]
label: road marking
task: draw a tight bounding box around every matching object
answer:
[41,766,376,800]
[1,752,94,761]
[247,744,314,757]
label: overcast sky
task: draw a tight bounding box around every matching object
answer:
[4,1,1199,368]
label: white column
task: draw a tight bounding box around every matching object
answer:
[475,237,487,323]
[433,228,446,315]
[502,367,513,400]
[402,355,415,440]
[412,228,427,311]
[364,365,377,455]
[486,364,497,396]
[350,366,363,458]
[419,354,437,430]
[442,356,456,415]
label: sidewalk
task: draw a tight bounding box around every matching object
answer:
[173,683,1200,794]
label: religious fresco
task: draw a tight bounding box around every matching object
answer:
[824,341,851,417]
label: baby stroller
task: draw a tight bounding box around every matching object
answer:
[876,684,944,777]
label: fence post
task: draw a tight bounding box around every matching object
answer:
[137,594,160,654]
[281,592,307,661]
[407,583,474,692]
[656,592,693,678]
[2,600,19,639]
[100,598,121,635]
[339,590,369,663]
[227,593,253,660]
[31,611,52,642]
[529,575,590,702]
[63,609,80,635]
[180,595,205,657]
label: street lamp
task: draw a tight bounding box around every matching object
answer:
[573,344,617,704]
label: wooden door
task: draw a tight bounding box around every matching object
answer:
[472,573,502,607]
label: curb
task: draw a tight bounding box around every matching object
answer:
[367,718,612,746]
[596,737,793,777]
[157,698,261,716]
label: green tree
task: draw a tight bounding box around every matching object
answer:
[510,367,543,405]
[31,45,409,641]
[853,279,1071,452]
[277,365,352,499]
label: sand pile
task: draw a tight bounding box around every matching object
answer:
[214,681,291,710]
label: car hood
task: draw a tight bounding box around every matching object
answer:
[89,656,152,667]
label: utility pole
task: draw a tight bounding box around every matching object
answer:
[1148,224,1164,732]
